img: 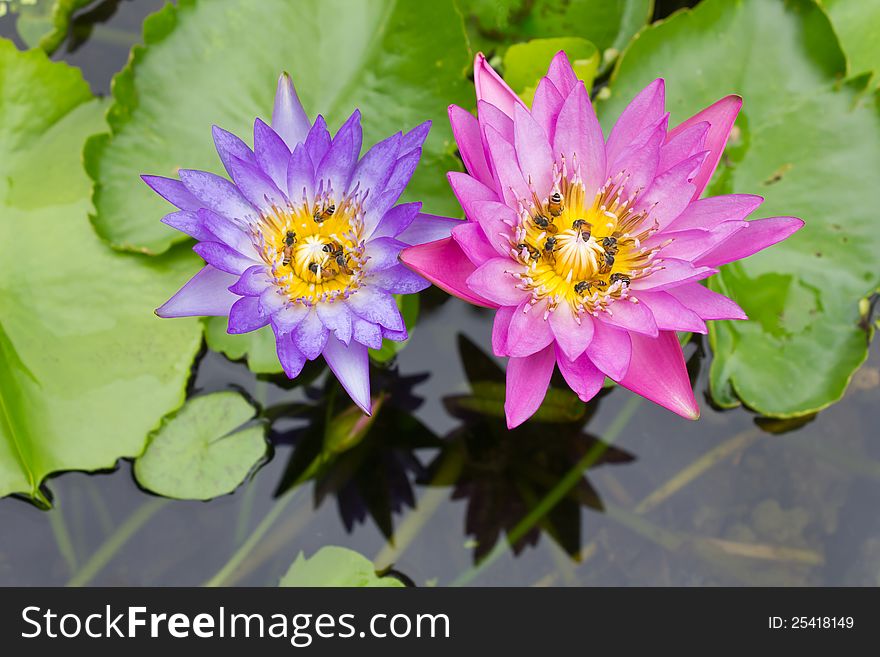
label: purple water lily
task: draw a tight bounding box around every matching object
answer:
[147,73,456,414]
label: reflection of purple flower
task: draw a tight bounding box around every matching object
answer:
[146,73,456,414]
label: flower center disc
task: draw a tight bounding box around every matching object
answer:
[257,197,366,304]
[513,175,657,314]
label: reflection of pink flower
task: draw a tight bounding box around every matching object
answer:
[401,52,802,428]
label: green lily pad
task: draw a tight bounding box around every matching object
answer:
[459,0,653,71]
[821,0,880,82]
[279,546,404,587]
[7,0,90,54]
[134,392,267,500]
[503,37,600,102]
[0,42,202,506]
[86,0,471,255]
[599,0,880,417]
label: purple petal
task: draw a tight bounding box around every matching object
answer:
[585,319,631,380]
[506,297,555,358]
[400,120,430,156]
[352,316,383,349]
[178,169,259,224]
[514,104,554,199]
[317,110,361,193]
[193,241,257,274]
[161,210,214,242]
[605,78,665,167]
[305,115,331,165]
[271,303,310,332]
[155,265,237,318]
[254,118,291,191]
[286,142,315,203]
[396,213,459,246]
[317,301,353,344]
[227,156,288,213]
[367,149,421,222]
[142,175,203,211]
[449,105,494,188]
[466,257,529,307]
[229,265,271,297]
[555,344,604,403]
[618,331,699,419]
[381,325,408,341]
[505,344,555,429]
[635,290,707,333]
[198,208,255,256]
[272,72,310,150]
[228,296,269,334]
[452,221,497,266]
[212,125,257,178]
[346,286,404,331]
[694,216,804,268]
[273,324,307,378]
[549,307,594,361]
[349,132,401,198]
[323,336,371,414]
[369,264,431,294]
[667,283,747,321]
[292,309,329,360]
[365,237,407,271]
[370,202,421,240]
[259,286,289,316]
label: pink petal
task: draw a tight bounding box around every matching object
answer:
[553,83,606,198]
[695,216,804,268]
[658,121,709,174]
[505,344,556,429]
[630,259,716,291]
[584,318,631,380]
[549,307,594,361]
[474,52,526,120]
[608,118,665,198]
[531,76,564,143]
[492,305,516,356]
[668,94,742,200]
[634,290,707,333]
[483,124,530,207]
[155,265,238,318]
[658,222,747,261]
[636,151,707,231]
[506,297,555,357]
[514,104,554,199]
[666,283,747,321]
[399,238,497,308]
[546,50,578,97]
[449,104,494,188]
[618,330,699,420]
[452,221,498,266]
[448,171,499,211]
[605,78,665,166]
[478,100,514,143]
[466,199,517,257]
[466,257,529,307]
[555,344,605,403]
[598,300,658,337]
[665,194,763,231]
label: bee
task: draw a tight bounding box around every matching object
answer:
[548,191,564,216]
[572,219,592,241]
[600,252,615,273]
[532,213,558,234]
[609,272,631,286]
[574,281,591,295]
[308,262,320,275]
[280,230,296,266]
[602,236,619,254]
[516,242,540,261]
[543,236,558,264]
[313,203,336,223]
[322,242,354,276]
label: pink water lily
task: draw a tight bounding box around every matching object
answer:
[400,52,803,428]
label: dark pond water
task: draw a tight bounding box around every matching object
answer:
[2,0,879,587]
